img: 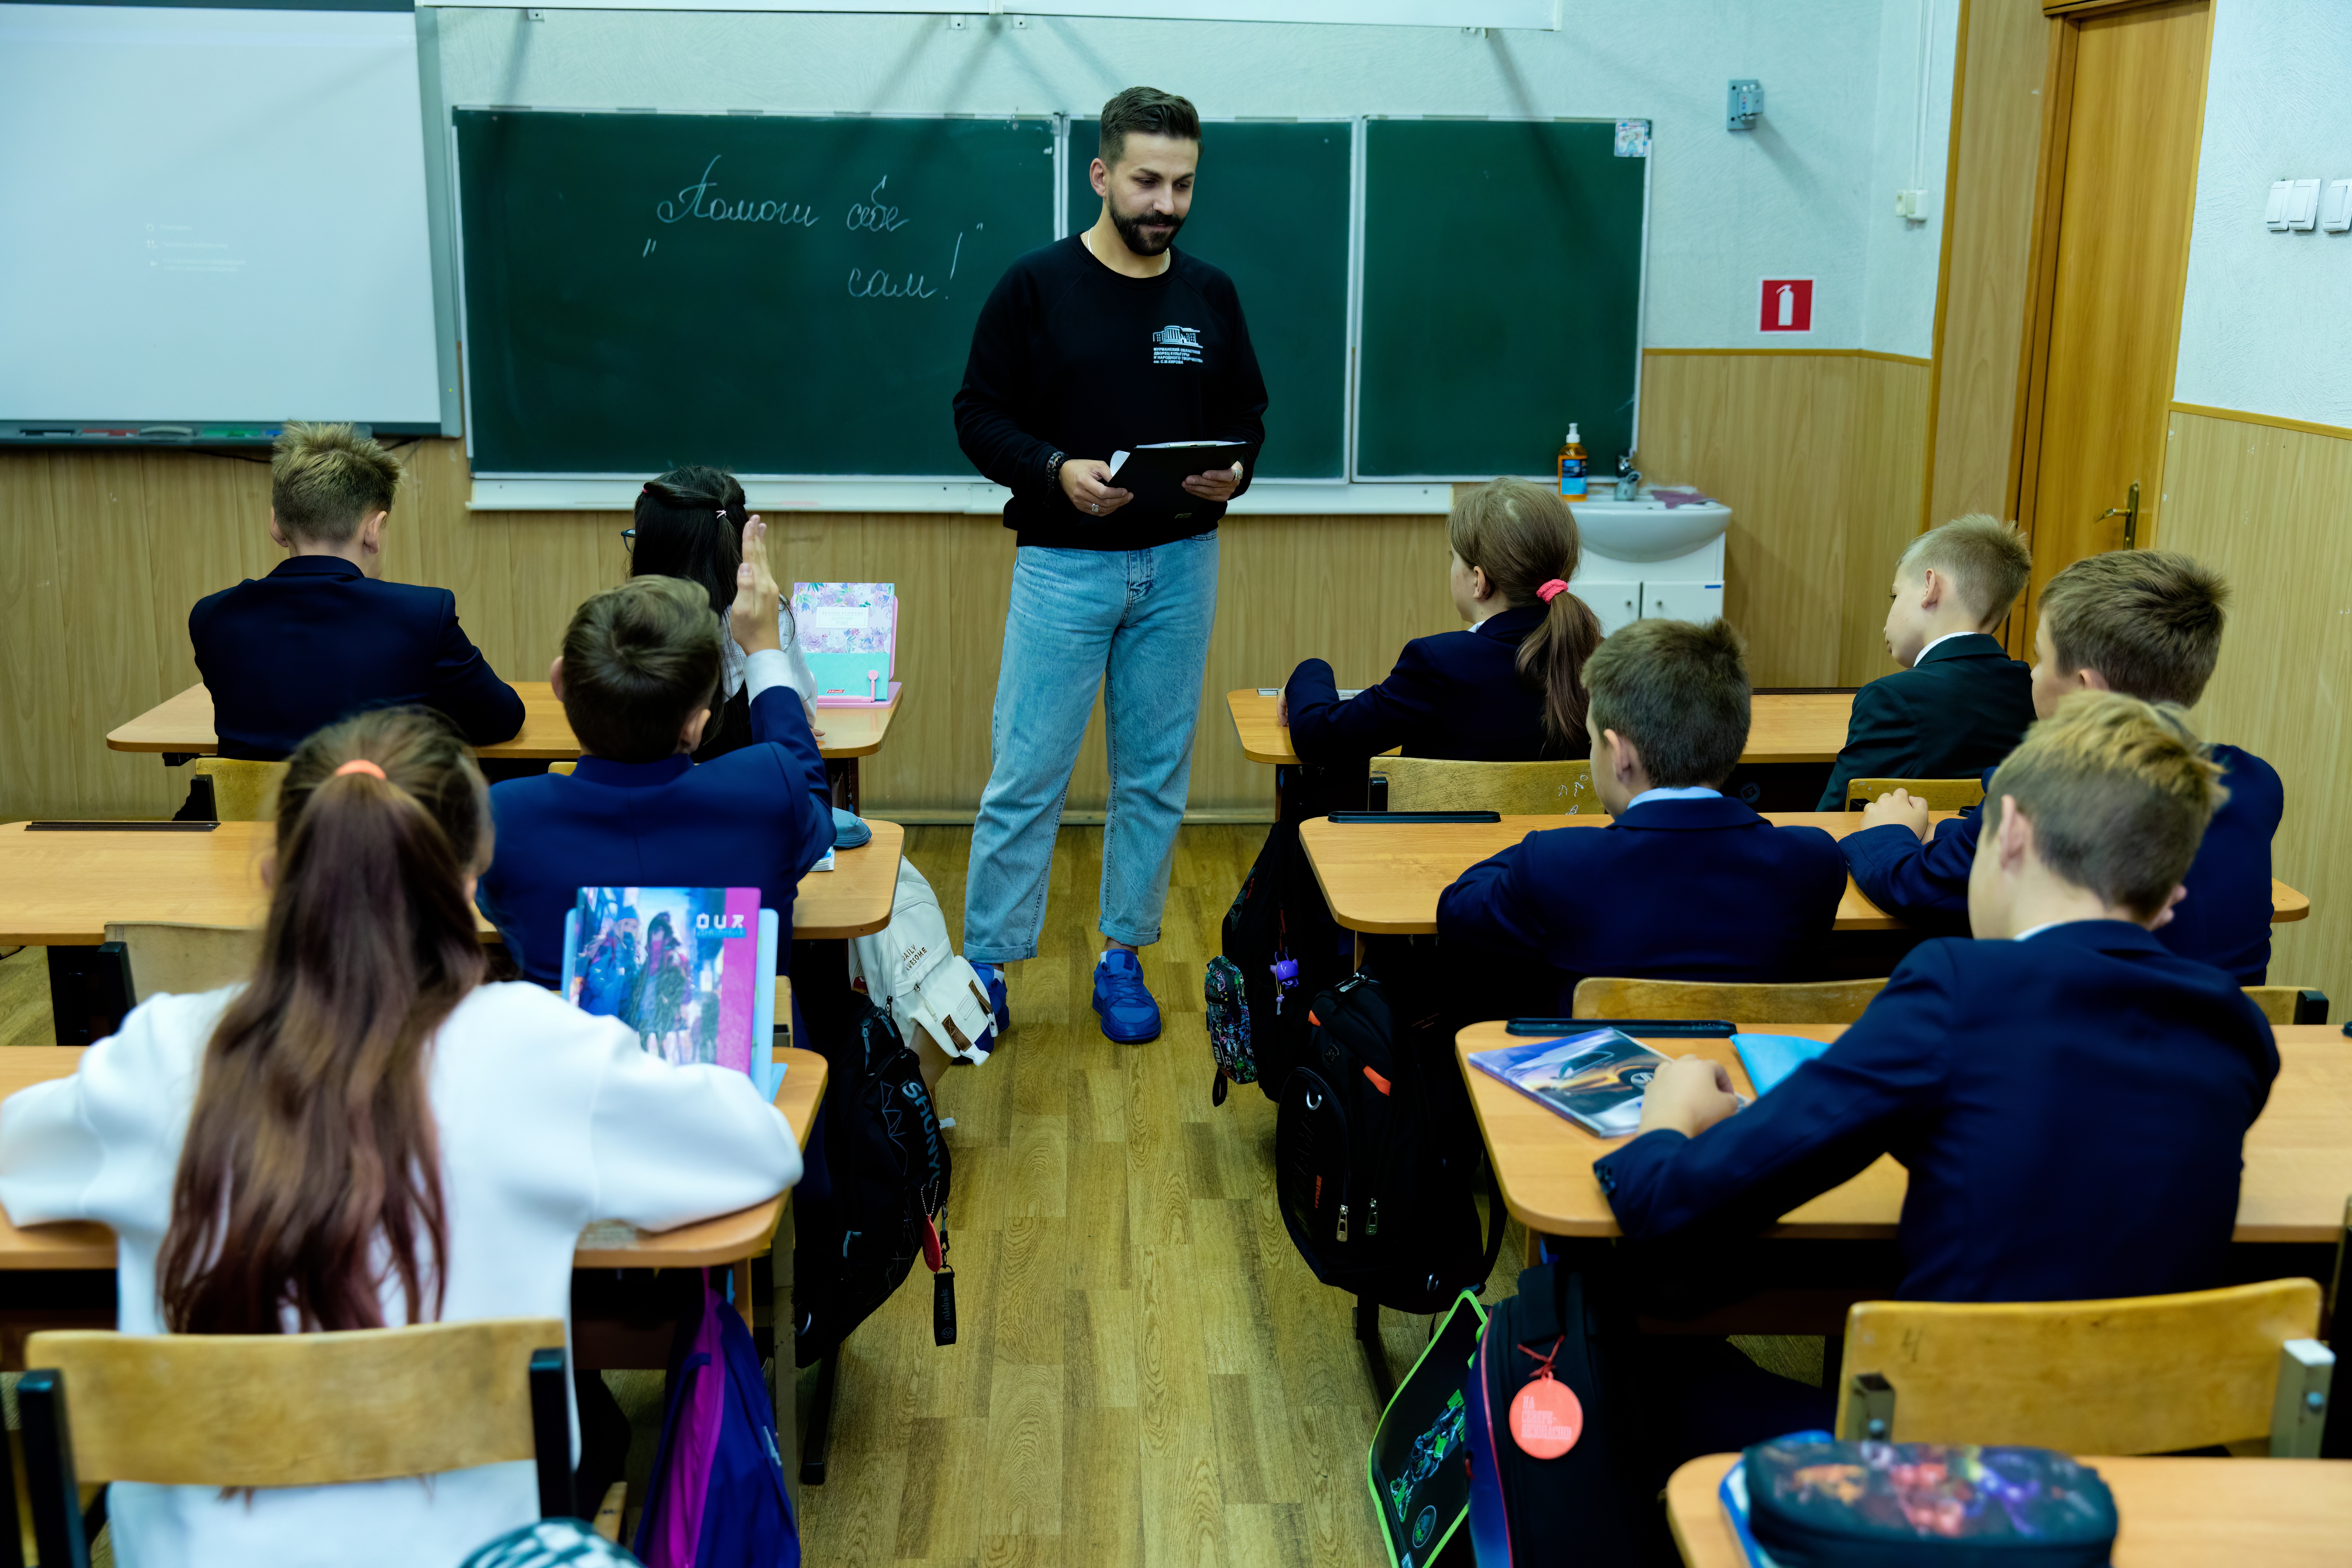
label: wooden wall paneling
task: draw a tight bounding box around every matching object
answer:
[1841,358,1935,684]
[2157,411,2352,1015]
[1928,0,2053,528]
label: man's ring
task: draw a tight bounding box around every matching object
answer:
[1090,503,1099,513]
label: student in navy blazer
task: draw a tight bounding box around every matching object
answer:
[1605,693,2277,1304]
[189,423,524,760]
[477,522,832,993]
[1286,479,1602,764]
[1844,551,2282,982]
[1439,619,1848,1013]
[1817,515,2037,809]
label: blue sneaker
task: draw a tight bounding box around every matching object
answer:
[969,961,1009,1047]
[1092,949,1161,1044]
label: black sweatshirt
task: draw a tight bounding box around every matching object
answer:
[953,235,1269,550]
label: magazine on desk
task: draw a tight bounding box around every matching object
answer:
[561,886,782,1100]
[1465,1027,1672,1138]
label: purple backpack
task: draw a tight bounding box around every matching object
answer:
[632,1275,799,1568]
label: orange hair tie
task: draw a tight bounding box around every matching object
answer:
[333,759,387,781]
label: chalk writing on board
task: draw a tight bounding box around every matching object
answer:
[845,177,910,233]
[846,267,938,300]
[656,157,822,227]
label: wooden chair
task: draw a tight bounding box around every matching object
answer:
[1373,756,1603,815]
[1835,1279,2334,1457]
[187,757,289,821]
[18,1318,575,1565]
[1843,776,1985,812]
[2242,986,2330,1025]
[548,760,577,776]
[100,921,258,1006]
[1571,976,1888,1025]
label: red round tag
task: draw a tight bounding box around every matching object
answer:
[1508,1376,1583,1459]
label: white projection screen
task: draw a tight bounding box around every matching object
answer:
[0,4,442,426]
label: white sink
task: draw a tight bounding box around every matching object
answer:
[1567,495,1732,563]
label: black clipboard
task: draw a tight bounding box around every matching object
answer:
[1105,440,1257,515]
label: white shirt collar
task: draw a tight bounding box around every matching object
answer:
[1914,630,1975,665]
[1625,785,1723,810]
[2011,921,2067,943]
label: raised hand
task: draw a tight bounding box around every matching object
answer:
[730,515,784,656]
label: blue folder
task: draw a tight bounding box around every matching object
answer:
[1731,1032,1832,1096]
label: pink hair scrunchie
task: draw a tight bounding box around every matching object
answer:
[1535,578,1570,603]
[333,759,387,781]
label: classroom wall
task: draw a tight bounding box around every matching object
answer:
[432,1,1943,353]
[2153,0,2352,1024]
[2172,0,2352,428]
[1861,0,1963,359]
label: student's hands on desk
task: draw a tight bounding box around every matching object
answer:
[1859,788,1935,839]
[1634,1056,1743,1141]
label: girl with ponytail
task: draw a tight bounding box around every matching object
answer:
[0,706,801,1566]
[1285,477,1604,764]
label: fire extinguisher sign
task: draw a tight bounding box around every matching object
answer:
[1759,278,1814,333]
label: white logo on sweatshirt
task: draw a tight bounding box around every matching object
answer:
[1151,324,1203,365]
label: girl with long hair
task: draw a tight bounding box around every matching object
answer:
[0,707,800,1566]
[1284,477,1605,764]
[628,464,820,759]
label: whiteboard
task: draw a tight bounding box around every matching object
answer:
[0,5,442,426]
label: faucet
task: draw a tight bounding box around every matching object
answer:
[1614,454,1642,501]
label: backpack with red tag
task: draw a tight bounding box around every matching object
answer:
[1465,1264,1643,1566]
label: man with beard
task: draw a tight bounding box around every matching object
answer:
[953,85,1268,1046]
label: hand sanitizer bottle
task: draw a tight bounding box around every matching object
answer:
[1557,425,1588,500]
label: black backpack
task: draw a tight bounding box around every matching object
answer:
[1206,765,1356,1105]
[1274,970,1504,1315]
[791,991,951,1366]
[1465,1265,1643,1567]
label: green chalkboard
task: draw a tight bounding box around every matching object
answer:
[1065,120,1351,480]
[1356,120,1646,480]
[454,110,1056,476]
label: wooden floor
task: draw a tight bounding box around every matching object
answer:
[797,824,1522,1568]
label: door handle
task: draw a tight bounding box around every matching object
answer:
[2095,480,2141,549]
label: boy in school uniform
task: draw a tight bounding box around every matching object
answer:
[1436,619,1848,1012]
[1814,514,2037,809]
[1844,550,2283,982]
[189,422,525,760]
[1602,692,2278,1303]
[477,519,833,993]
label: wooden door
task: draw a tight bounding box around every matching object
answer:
[2012,0,2212,651]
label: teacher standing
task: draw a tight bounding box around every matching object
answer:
[952,86,1268,1045]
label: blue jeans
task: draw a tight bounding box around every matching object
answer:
[964,532,1219,963]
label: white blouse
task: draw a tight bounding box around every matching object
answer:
[720,607,819,706]
[0,981,802,1568]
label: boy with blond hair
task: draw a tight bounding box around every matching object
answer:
[189,422,524,760]
[1845,549,2282,980]
[1816,514,2036,809]
[1605,691,2277,1303]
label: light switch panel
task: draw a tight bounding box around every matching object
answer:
[2267,179,2294,230]
[2288,178,2321,231]
[2323,180,2352,233]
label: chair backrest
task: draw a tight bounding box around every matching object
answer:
[101,922,259,1006]
[1572,976,1889,1025]
[18,1319,573,1560]
[189,757,289,821]
[1844,776,1986,811]
[1376,756,1602,815]
[2241,985,2330,1026]
[1835,1279,2331,1457]
[548,760,578,776]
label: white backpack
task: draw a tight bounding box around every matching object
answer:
[846,857,995,1063]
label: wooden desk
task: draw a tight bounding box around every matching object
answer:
[1668,1453,2352,1568]
[0,818,901,946]
[1457,1023,2352,1244]
[1299,815,2312,937]
[0,1045,825,1271]
[1226,689,1856,769]
[107,681,900,805]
